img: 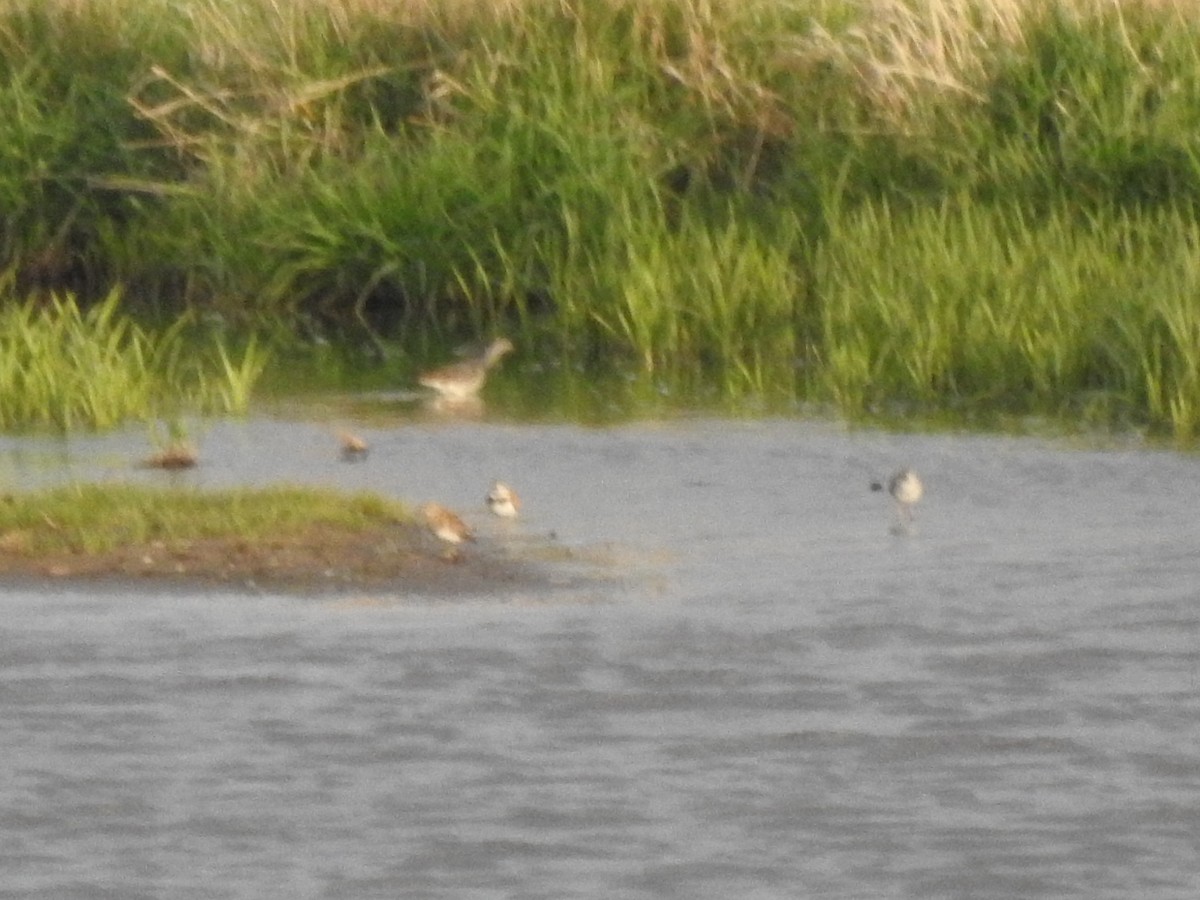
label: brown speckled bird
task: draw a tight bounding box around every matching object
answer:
[418,338,514,401]
[419,502,475,545]
[336,429,369,462]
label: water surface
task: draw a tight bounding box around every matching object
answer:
[2,417,1199,898]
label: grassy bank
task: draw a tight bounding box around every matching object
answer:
[0,286,268,430]
[0,483,406,555]
[4,1,1200,436]
[0,482,567,593]
[0,483,421,588]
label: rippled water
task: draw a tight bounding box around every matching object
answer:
[3,417,1200,898]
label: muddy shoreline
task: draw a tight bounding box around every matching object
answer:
[0,522,552,597]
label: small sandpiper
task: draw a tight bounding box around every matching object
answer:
[419,502,475,553]
[486,481,520,518]
[142,441,198,470]
[871,468,924,525]
[336,428,369,462]
[418,337,514,402]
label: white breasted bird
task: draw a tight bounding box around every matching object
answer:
[871,468,924,525]
[486,481,521,518]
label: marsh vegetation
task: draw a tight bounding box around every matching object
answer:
[0,483,425,587]
[3,0,1200,437]
[0,286,268,430]
[0,483,405,555]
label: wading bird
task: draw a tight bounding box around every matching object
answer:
[336,429,369,462]
[486,482,520,519]
[419,502,475,560]
[871,468,924,526]
[418,337,514,402]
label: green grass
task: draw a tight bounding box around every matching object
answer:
[814,197,1200,439]
[0,285,271,431]
[0,482,408,556]
[6,0,1200,438]
[545,201,806,401]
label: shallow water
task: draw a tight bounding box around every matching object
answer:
[3,415,1200,898]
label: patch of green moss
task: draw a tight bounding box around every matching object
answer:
[0,483,408,556]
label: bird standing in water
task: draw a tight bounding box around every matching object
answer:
[336,428,369,462]
[871,468,924,526]
[418,337,514,402]
[486,482,521,519]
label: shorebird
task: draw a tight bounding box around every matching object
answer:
[142,441,198,470]
[142,420,197,470]
[486,481,520,518]
[419,502,475,546]
[871,468,924,524]
[418,337,514,401]
[336,428,369,462]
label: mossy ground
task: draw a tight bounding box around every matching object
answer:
[0,484,539,593]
